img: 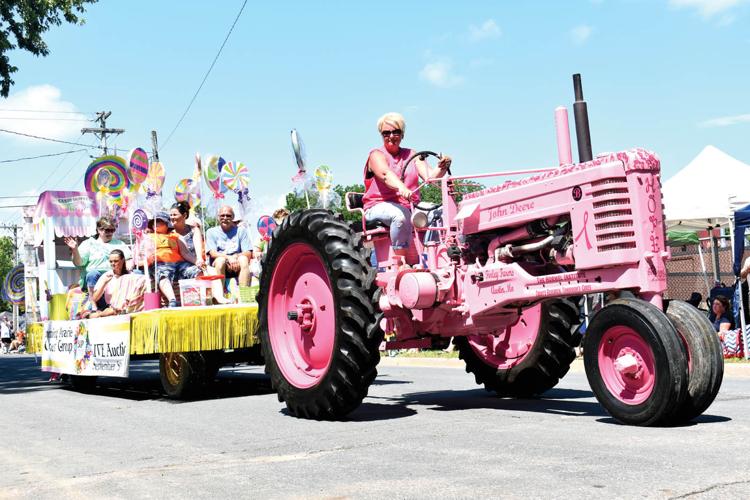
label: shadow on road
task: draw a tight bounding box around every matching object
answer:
[0,354,53,395]
[0,354,273,402]
[391,387,611,419]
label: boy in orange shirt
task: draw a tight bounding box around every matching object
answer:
[143,212,196,307]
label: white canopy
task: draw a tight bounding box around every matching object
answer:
[662,145,750,231]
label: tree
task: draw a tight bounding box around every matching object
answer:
[0,236,15,312]
[0,0,97,97]
[284,180,485,222]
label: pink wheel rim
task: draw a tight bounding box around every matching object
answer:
[467,304,543,369]
[597,326,656,405]
[268,242,336,389]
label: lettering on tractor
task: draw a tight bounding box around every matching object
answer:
[257,74,723,426]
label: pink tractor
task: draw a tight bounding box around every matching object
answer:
[257,75,723,426]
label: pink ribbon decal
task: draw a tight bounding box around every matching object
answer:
[574,211,592,250]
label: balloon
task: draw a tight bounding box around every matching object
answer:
[84,156,130,199]
[127,147,150,185]
[314,165,333,193]
[221,161,249,192]
[96,168,112,193]
[144,161,165,194]
[131,209,149,231]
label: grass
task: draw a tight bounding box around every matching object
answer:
[381,349,460,359]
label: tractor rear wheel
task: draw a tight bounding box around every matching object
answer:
[257,210,382,419]
[664,300,724,424]
[455,299,580,397]
[583,298,688,426]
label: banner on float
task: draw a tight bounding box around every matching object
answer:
[41,316,131,378]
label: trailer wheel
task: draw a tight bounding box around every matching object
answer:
[583,298,688,426]
[159,352,207,399]
[257,210,381,419]
[69,375,98,393]
[455,299,580,397]
[664,300,724,424]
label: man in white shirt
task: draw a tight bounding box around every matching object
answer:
[1,320,10,354]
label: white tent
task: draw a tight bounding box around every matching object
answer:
[662,145,750,231]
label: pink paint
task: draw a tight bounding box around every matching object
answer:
[267,242,335,389]
[597,325,655,405]
[555,106,573,165]
[143,292,161,311]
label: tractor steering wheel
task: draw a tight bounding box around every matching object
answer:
[401,150,451,211]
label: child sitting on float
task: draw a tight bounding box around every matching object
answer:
[138,212,201,307]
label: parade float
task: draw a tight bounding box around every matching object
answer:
[25,149,261,398]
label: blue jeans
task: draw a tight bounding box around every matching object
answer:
[364,202,412,250]
[85,270,107,310]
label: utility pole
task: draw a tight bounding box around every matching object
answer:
[0,223,20,334]
[81,111,125,155]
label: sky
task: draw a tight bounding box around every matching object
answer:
[1,0,749,237]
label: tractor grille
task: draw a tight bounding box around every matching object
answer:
[590,177,637,253]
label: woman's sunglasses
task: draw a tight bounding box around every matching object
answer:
[381,129,402,138]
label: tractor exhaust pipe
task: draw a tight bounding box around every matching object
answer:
[572,73,593,163]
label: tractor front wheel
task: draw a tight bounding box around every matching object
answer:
[583,298,688,426]
[664,300,724,424]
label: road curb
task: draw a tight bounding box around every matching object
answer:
[379,356,750,377]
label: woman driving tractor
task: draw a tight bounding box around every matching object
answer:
[362,112,452,258]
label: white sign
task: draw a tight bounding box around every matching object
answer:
[41,316,131,378]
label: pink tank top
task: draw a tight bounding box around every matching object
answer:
[362,147,419,211]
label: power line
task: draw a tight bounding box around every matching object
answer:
[161,0,248,150]
[0,117,90,122]
[0,149,87,163]
[0,108,91,115]
[0,127,103,148]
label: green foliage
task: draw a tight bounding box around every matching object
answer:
[0,236,16,312]
[283,180,485,224]
[421,179,485,204]
[285,183,366,223]
[0,0,97,97]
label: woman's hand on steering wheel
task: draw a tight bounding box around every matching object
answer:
[397,185,412,200]
[437,154,452,173]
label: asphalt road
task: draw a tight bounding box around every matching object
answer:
[1,353,749,499]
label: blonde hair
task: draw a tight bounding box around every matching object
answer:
[377,112,406,135]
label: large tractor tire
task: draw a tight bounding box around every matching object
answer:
[664,300,724,424]
[454,299,581,397]
[159,352,208,399]
[583,298,688,426]
[257,210,382,419]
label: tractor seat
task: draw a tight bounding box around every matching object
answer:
[345,192,388,232]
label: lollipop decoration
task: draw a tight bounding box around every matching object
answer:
[314,164,334,208]
[144,161,166,195]
[84,156,130,199]
[257,215,278,242]
[2,265,25,305]
[291,129,311,208]
[221,161,251,220]
[131,209,149,231]
[127,147,150,186]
